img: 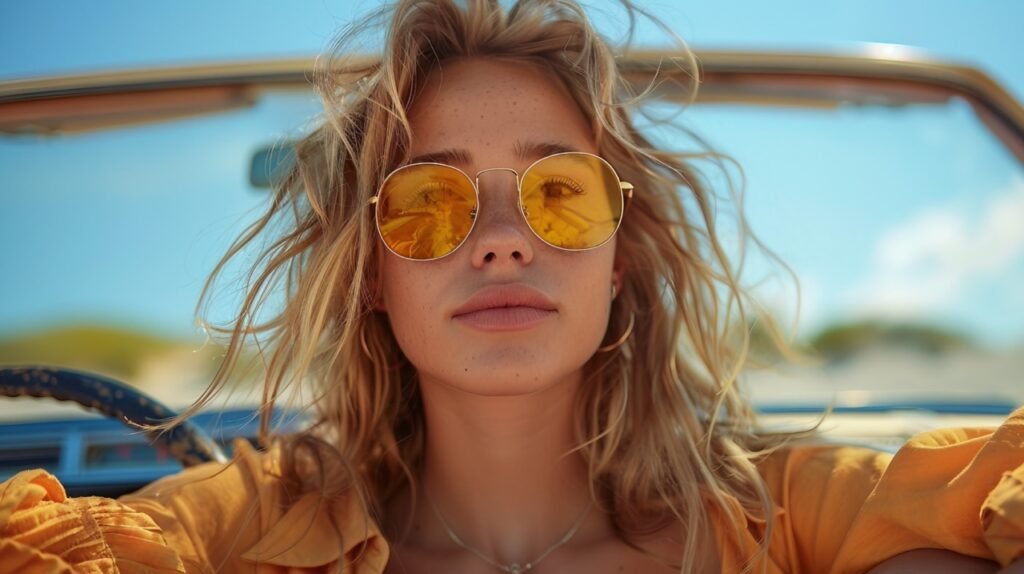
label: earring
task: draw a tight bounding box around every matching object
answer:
[359,318,375,359]
[611,283,618,300]
[597,312,635,353]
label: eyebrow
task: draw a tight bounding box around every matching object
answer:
[407,140,579,166]
[408,148,472,166]
[515,140,578,159]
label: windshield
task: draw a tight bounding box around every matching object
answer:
[1,71,1022,420]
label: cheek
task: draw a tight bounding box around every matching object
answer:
[379,257,444,356]
[559,249,617,343]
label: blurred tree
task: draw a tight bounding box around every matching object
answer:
[0,324,249,387]
[808,320,974,362]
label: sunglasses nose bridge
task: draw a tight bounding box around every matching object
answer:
[470,166,534,235]
[473,167,520,191]
[473,166,523,214]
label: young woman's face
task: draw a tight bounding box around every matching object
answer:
[378,57,620,396]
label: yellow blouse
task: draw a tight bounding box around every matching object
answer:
[2,407,1022,573]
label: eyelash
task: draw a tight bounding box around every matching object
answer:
[405,182,450,207]
[541,176,585,195]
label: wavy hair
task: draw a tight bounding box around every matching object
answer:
[184,1,808,571]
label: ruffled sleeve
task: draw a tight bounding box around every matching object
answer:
[746,406,1022,573]
[0,468,185,573]
[828,406,1024,572]
[720,407,1024,573]
[0,439,390,573]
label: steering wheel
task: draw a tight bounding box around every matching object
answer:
[0,365,226,467]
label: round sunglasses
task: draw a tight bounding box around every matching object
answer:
[370,151,634,261]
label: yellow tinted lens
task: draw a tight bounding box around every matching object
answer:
[377,164,476,259]
[520,153,623,250]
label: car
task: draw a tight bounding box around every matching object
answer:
[1,49,1022,495]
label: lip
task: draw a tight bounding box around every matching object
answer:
[452,284,558,332]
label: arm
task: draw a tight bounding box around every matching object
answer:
[867,549,999,574]
[868,550,1024,574]
[1,440,388,573]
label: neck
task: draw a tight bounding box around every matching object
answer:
[386,370,612,565]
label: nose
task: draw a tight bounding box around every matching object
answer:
[467,168,535,268]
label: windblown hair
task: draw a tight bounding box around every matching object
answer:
[187,1,806,572]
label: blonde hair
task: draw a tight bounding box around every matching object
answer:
[188,1,807,571]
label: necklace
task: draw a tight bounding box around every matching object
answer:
[426,492,594,574]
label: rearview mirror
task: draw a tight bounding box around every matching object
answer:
[249,143,296,189]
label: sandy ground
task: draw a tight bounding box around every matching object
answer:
[744,345,1024,407]
[2,345,1021,424]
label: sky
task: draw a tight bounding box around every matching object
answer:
[1,1,1023,346]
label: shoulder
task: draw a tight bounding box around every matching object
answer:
[122,437,280,515]
[751,440,891,571]
[123,437,389,572]
[116,438,284,570]
[756,440,891,504]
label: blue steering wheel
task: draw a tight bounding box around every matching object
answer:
[0,365,226,467]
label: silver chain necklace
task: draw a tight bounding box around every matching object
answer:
[426,492,594,574]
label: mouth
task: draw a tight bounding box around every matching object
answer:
[452,284,558,332]
[453,305,557,331]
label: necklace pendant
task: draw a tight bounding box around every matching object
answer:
[508,564,522,574]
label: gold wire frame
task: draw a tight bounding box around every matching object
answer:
[369,151,634,261]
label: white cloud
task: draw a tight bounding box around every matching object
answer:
[746,271,824,338]
[847,177,1024,319]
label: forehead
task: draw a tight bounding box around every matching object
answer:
[406,57,597,162]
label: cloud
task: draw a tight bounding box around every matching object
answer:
[847,176,1024,319]
[741,265,826,342]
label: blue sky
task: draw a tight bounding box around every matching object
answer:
[2,1,1023,346]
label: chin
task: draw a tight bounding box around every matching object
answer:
[448,374,564,398]
[423,357,584,398]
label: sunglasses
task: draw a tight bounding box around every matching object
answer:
[370,151,634,261]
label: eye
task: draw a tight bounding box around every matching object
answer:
[402,181,451,210]
[541,176,585,197]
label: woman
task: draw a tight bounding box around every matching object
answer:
[2,1,1022,572]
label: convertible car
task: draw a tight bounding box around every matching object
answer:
[1,49,1022,496]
